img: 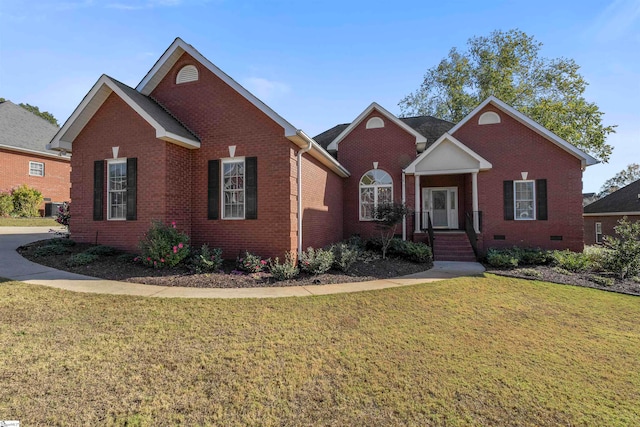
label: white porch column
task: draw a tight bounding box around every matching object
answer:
[414,174,421,233]
[402,172,406,240]
[472,171,479,233]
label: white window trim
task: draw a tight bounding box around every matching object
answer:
[359,170,393,221]
[29,161,45,177]
[221,157,246,220]
[595,222,603,244]
[107,159,127,221]
[514,180,536,221]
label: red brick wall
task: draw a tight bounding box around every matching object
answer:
[70,93,172,250]
[584,215,640,246]
[338,111,417,239]
[452,106,585,252]
[300,150,344,249]
[150,52,296,259]
[0,148,70,208]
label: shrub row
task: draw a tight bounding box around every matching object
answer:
[0,185,44,217]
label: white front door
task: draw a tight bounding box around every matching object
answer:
[422,187,459,229]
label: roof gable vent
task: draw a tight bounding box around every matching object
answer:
[176,65,199,84]
[478,111,501,125]
[366,117,384,129]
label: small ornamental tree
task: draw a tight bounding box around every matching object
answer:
[603,217,640,279]
[372,202,410,259]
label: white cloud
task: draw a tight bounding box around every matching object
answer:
[591,0,640,42]
[242,77,291,101]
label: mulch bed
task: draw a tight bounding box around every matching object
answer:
[18,240,433,288]
[485,265,640,296]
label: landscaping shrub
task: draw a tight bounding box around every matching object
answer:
[138,220,190,268]
[34,244,70,257]
[55,202,70,232]
[191,244,223,273]
[47,238,76,247]
[237,251,267,273]
[602,218,640,279]
[588,275,614,287]
[84,245,119,256]
[516,268,543,279]
[485,248,519,268]
[331,242,359,272]
[519,248,551,265]
[117,253,138,263]
[0,192,14,216]
[403,241,433,264]
[269,252,299,281]
[552,266,573,276]
[550,250,590,272]
[66,253,99,267]
[299,247,334,275]
[12,184,43,217]
[583,245,611,272]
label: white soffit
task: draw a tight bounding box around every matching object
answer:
[404,132,492,174]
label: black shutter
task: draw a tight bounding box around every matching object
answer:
[536,179,548,220]
[126,158,137,220]
[208,160,220,220]
[245,157,258,220]
[93,160,104,221]
[504,180,514,220]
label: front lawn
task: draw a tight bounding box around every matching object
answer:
[0,217,59,227]
[1,275,639,425]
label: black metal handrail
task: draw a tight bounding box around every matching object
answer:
[423,211,435,257]
[464,211,482,258]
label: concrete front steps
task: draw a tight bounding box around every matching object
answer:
[432,231,477,262]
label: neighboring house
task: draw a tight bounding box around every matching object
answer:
[583,179,640,245]
[47,38,597,259]
[583,192,598,207]
[0,101,71,212]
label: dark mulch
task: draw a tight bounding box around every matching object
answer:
[18,240,433,288]
[485,265,640,296]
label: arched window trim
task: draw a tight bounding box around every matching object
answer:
[359,169,393,221]
[366,117,385,129]
[478,111,501,125]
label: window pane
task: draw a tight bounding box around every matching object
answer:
[515,181,534,220]
[108,162,127,219]
[223,160,245,218]
[359,169,393,220]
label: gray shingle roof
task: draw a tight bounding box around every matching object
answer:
[584,179,640,214]
[0,101,63,156]
[106,76,199,142]
[313,115,454,150]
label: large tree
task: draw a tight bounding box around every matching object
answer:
[399,29,615,162]
[0,97,59,126]
[597,163,640,198]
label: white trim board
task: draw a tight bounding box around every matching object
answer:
[583,212,640,217]
[404,132,492,174]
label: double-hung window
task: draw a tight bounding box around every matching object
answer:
[29,161,44,177]
[108,160,127,220]
[222,159,245,219]
[514,180,535,220]
[359,169,393,220]
[595,222,603,244]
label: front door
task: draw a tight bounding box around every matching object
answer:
[422,187,459,229]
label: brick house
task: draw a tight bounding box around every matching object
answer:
[48,38,597,259]
[583,179,640,245]
[0,101,70,212]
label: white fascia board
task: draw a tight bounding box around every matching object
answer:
[414,168,480,176]
[583,212,640,217]
[136,38,298,137]
[158,132,201,149]
[448,96,599,168]
[326,102,427,151]
[0,143,71,160]
[403,132,492,174]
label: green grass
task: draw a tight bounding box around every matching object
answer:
[0,217,59,227]
[1,275,639,426]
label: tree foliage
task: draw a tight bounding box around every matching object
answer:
[399,29,616,162]
[0,97,58,126]
[372,202,410,259]
[597,163,640,198]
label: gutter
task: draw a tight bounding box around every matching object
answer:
[296,130,313,259]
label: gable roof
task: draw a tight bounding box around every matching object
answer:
[584,179,640,215]
[314,115,454,151]
[48,75,200,153]
[325,103,430,152]
[0,101,68,160]
[404,132,492,174]
[448,96,599,169]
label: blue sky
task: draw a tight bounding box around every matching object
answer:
[1,0,638,192]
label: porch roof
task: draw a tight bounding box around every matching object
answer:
[403,132,492,175]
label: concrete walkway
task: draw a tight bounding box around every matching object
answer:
[0,227,485,299]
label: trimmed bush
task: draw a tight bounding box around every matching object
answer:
[237,251,266,273]
[0,192,14,216]
[550,250,589,272]
[485,248,519,268]
[404,241,433,263]
[588,275,614,287]
[192,244,223,273]
[34,244,70,257]
[583,245,611,272]
[516,268,543,279]
[519,248,551,265]
[85,245,119,256]
[12,184,43,217]
[331,242,359,272]
[299,247,334,275]
[138,220,190,268]
[552,266,573,276]
[47,238,76,247]
[269,252,299,281]
[66,253,99,267]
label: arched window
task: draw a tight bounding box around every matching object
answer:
[360,169,393,220]
[176,65,199,84]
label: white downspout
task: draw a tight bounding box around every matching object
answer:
[296,134,312,259]
[402,171,406,240]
